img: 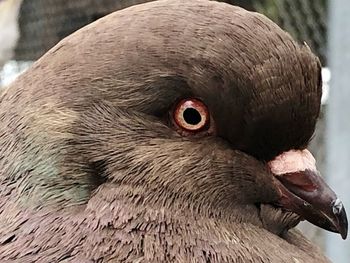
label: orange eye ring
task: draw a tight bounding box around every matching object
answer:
[173,98,209,132]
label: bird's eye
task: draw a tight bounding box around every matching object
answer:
[173,98,209,132]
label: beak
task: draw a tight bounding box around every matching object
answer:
[268,150,348,239]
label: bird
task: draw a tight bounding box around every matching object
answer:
[0,0,347,262]
[0,0,23,69]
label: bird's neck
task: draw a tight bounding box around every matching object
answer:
[98,183,262,227]
[86,184,329,263]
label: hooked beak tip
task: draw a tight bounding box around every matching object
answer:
[332,199,348,239]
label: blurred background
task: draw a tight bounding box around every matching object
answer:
[0,0,348,262]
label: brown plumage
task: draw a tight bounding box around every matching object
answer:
[0,0,346,262]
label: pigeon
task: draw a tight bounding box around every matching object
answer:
[0,0,347,262]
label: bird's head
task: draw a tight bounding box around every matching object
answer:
[6,0,347,242]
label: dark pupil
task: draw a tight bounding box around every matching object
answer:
[183,108,202,125]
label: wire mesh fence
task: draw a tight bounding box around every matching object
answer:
[254,0,328,64]
[12,0,328,64]
[14,0,154,60]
